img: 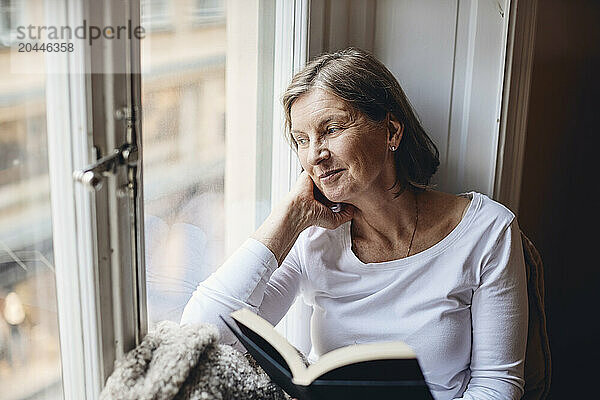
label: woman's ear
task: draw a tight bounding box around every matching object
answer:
[387,113,404,146]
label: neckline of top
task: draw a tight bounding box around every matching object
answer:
[342,191,481,270]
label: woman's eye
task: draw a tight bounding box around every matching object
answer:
[296,137,308,145]
[327,127,340,134]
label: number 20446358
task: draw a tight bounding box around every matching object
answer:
[18,42,74,52]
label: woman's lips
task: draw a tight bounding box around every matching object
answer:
[319,169,344,183]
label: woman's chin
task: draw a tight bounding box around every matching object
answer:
[322,189,348,204]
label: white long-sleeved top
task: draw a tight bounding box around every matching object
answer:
[181,192,528,400]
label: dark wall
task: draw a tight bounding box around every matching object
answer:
[518,0,600,397]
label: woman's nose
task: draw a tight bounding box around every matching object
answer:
[307,140,330,165]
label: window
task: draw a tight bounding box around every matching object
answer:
[140,0,315,353]
[0,4,63,400]
[141,0,227,328]
[140,0,293,334]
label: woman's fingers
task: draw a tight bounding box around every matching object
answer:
[285,170,355,230]
[314,201,354,230]
[296,171,316,196]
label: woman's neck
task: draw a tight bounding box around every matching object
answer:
[349,187,420,245]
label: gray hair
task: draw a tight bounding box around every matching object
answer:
[282,47,440,194]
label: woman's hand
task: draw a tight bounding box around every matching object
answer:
[284,171,354,231]
[251,171,354,265]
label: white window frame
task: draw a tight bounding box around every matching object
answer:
[254,0,276,228]
[269,0,313,356]
[443,0,514,196]
[45,0,102,396]
[269,0,307,204]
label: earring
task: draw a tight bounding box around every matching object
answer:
[389,145,397,151]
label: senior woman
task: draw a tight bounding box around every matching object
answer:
[181,47,528,400]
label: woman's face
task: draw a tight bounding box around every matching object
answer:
[290,88,396,203]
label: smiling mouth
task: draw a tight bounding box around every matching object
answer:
[319,169,344,182]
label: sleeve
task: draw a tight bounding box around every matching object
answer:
[180,237,303,351]
[457,219,528,400]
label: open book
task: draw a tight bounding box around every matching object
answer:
[220,308,433,400]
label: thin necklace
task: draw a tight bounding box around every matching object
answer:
[406,191,419,258]
[351,191,419,260]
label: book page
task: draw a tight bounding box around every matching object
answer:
[293,341,416,386]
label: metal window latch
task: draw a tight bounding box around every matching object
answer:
[73,144,138,191]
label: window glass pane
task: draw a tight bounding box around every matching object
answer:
[141,0,173,32]
[141,0,227,328]
[0,2,63,399]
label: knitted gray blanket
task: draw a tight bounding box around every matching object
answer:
[99,321,289,400]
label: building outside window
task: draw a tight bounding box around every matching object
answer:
[0,0,23,47]
[191,0,225,26]
[141,0,173,32]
